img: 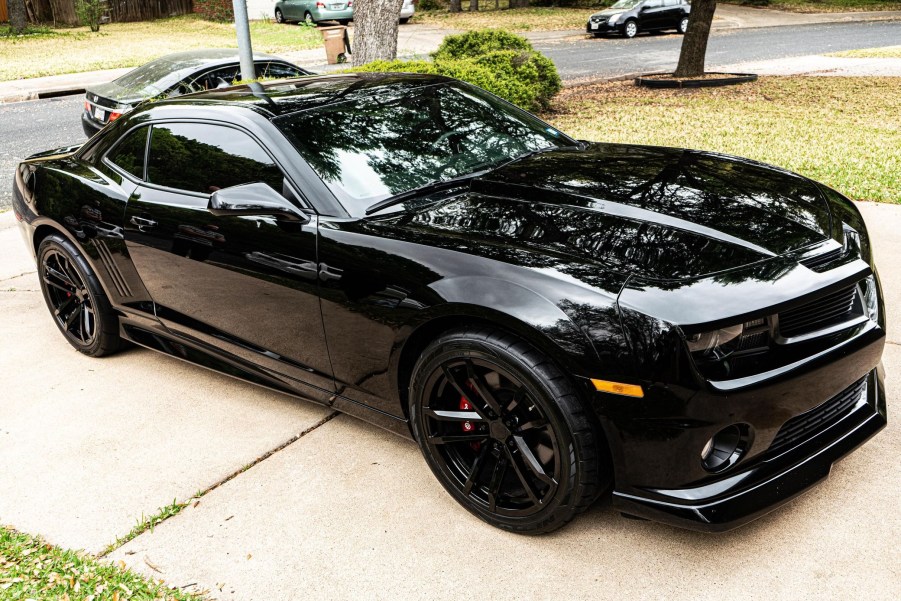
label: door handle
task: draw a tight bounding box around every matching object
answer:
[130,216,158,229]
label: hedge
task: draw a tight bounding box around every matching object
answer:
[354,30,562,111]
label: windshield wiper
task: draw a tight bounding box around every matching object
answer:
[364,170,489,216]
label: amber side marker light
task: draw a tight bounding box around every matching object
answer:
[591,379,644,398]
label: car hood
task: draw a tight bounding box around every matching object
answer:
[591,9,627,18]
[385,143,833,283]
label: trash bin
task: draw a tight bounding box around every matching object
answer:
[320,26,351,65]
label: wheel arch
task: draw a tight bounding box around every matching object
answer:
[392,300,602,427]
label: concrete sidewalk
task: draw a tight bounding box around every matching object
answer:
[3,5,901,103]
[1,202,899,599]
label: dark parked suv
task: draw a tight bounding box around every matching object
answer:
[587,0,691,39]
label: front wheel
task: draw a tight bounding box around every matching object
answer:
[37,234,122,357]
[623,19,638,38]
[409,327,608,534]
[678,16,689,34]
[275,8,285,23]
[400,17,410,24]
[304,11,315,25]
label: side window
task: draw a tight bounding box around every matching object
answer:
[190,66,241,91]
[645,0,663,7]
[146,123,285,195]
[262,62,306,79]
[106,125,148,179]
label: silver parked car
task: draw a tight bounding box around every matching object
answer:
[274,0,414,25]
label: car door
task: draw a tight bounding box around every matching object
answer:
[639,0,666,30]
[663,0,683,28]
[121,120,336,402]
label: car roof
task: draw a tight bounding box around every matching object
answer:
[148,73,456,119]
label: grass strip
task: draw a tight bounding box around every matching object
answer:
[0,525,198,600]
[0,16,322,81]
[544,76,901,203]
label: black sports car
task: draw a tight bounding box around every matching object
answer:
[588,0,691,38]
[81,49,311,138]
[12,74,886,534]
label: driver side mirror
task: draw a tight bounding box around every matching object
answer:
[208,182,310,223]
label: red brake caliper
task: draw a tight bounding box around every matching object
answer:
[460,394,481,451]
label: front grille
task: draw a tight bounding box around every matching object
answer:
[800,247,842,272]
[769,376,867,453]
[778,284,858,338]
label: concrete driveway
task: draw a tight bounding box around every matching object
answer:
[1,204,899,600]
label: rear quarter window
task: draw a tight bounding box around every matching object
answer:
[106,126,149,180]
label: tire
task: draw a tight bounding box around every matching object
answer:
[623,19,638,38]
[304,11,315,25]
[409,327,608,534]
[678,15,689,34]
[275,8,285,23]
[37,234,122,357]
[400,17,410,24]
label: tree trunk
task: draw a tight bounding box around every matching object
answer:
[9,0,28,33]
[47,0,79,26]
[673,0,716,77]
[469,0,478,11]
[508,0,529,8]
[449,0,461,13]
[352,0,406,66]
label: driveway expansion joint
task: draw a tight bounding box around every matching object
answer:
[97,409,340,558]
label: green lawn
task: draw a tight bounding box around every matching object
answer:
[0,16,321,81]
[720,0,901,13]
[829,45,901,57]
[544,76,901,203]
[0,525,199,600]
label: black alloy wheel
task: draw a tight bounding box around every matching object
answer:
[38,234,122,357]
[275,8,285,23]
[679,16,689,34]
[410,328,607,533]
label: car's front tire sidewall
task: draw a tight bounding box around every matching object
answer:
[679,16,689,34]
[409,330,602,534]
[624,20,638,38]
[275,8,284,23]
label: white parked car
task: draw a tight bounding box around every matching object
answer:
[400,0,415,23]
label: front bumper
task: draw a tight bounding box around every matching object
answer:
[587,20,621,34]
[612,365,887,531]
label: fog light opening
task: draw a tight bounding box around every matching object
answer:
[701,424,750,473]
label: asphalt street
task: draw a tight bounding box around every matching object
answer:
[1,20,899,210]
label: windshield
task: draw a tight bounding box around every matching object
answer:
[610,0,642,9]
[275,82,574,216]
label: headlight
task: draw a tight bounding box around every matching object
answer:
[686,324,743,355]
[609,13,620,25]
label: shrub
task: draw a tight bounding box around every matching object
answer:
[433,29,535,61]
[194,0,235,21]
[75,0,106,33]
[354,30,561,111]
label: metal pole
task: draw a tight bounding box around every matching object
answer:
[232,0,255,82]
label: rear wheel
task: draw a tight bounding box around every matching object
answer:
[623,19,638,38]
[409,327,607,534]
[679,16,689,34]
[304,11,315,25]
[275,8,285,23]
[37,234,122,357]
